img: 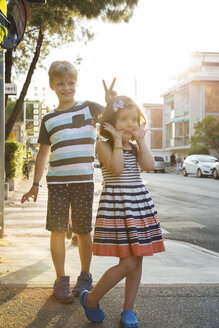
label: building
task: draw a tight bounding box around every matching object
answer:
[161,52,219,158]
[27,85,48,106]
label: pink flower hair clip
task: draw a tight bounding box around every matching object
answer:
[113,100,124,112]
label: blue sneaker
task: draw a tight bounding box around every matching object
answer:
[53,276,74,303]
[72,271,93,296]
[80,290,105,323]
[121,310,138,328]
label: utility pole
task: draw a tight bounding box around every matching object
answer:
[0,50,5,238]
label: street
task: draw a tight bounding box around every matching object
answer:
[94,169,219,253]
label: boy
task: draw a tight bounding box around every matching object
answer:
[21,61,116,303]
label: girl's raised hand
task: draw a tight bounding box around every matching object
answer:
[132,123,147,141]
[103,122,123,140]
[103,78,117,103]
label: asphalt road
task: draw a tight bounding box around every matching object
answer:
[141,171,219,253]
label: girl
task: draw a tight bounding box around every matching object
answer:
[80,95,165,327]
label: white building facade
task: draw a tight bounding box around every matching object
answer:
[161,52,219,158]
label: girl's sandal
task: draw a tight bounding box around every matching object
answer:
[121,310,139,328]
[80,290,105,323]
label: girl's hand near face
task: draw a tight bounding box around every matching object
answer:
[97,123,124,175]
[132,123,147,142]
[103,122,123,141]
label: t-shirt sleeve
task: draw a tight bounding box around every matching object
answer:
[88,101,104,123]
[37,117,51,145]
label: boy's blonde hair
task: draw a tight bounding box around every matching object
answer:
[48,61,78,84]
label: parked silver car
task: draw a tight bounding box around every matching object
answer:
[212,161,219,179]
[154,156,166,173]
[182,154,218,177]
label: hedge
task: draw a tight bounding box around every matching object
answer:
[5,142,26,179]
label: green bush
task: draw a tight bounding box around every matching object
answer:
[5,142,26,179]
[188,145,210,155]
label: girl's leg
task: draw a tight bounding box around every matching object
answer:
[50,231,66,281]
[86,257,138,309]
[123,256,143,311]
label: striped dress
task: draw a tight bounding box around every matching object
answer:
[92,145,165,257]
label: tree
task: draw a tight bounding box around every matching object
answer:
[189,116,219,157]
[5,0,139,139]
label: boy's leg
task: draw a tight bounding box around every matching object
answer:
[50,231,66,280]
[46,184,74,303]
[69,182,94,296]
[77,232,92,274]
[72,232,93,296]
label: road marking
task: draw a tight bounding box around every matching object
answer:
[161,221,206,229]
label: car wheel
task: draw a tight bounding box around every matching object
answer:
[197,169,203,177]
[182,168,187,176]
[213,168,219,179]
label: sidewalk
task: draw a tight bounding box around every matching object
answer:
[0,170,219,327]
[1,170,219,287]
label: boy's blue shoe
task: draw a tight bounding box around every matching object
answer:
[72,271,93,296]
[121,310,139,328]
[80,290,105,322]
[53,276,74,303]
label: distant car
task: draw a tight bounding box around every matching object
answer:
[212,161,219,179]
[94,158,100,168]
[182,154,218,177]
[154,156,166,173]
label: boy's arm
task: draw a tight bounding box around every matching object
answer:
[102,78,117,103]
[21,143,50,203]
[88,78,117,121]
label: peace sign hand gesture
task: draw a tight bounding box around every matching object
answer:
[103,78,117,103]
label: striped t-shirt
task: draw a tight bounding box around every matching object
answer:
[38,101,104,184]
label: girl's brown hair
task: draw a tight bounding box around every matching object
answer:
[98,95,146,145]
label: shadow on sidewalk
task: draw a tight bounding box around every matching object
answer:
[26,295,84,328]
[0,259,50,287]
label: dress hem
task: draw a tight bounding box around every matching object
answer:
[92,241,166,258]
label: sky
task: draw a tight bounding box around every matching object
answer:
[27,0,219,108]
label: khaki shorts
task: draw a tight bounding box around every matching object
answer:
[46,182,94,234]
